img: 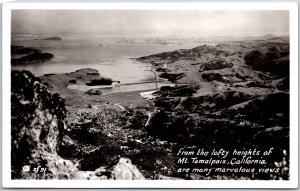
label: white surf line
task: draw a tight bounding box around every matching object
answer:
[114,103,126,110]
[144,108,159,127]
[139,90,157,100]
[145,112,152,127]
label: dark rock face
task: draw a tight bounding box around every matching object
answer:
[11,70,66,179]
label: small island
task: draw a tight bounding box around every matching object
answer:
[43,36,62,41]
[11,45,41,55]
[11,45,54,65]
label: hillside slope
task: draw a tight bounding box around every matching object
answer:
[137,38,290,180]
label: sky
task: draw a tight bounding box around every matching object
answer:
[11,10,289,37]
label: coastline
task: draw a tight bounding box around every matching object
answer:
[34,67,160,110]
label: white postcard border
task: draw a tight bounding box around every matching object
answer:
[2,2,298,188]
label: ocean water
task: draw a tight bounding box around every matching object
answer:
[11,36,199,93]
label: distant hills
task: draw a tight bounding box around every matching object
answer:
[136,37,289,174]
[117,34,289,45]
[136,36,289,83]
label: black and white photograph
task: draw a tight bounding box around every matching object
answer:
[2,2,299,189]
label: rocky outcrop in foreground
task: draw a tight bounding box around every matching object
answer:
[11,70,145,180]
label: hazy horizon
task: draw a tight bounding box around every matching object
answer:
[12,10,289,38]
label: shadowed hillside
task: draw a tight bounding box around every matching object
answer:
[136,37,290,180]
